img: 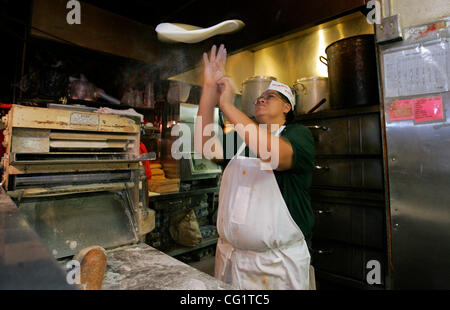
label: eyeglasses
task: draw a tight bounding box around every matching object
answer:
[254,93,283,105]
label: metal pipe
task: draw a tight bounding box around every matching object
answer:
[14,172,131,187]
[7,182,135,198]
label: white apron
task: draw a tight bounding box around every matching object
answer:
[214,126,313,290]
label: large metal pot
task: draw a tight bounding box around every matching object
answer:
[293,77,330,115]
[320,34,379,109]
[241,76,277,117]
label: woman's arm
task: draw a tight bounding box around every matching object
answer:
[217,77,294,171]
[194,45,227,160]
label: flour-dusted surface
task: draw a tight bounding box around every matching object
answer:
[102,243,234,290]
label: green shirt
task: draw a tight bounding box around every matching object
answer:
[221,123,315,249]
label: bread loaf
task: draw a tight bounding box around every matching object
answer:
[73,246,108,290]
[151,168,165,176]
[150,174,166,180]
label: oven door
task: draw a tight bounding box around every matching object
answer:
[15,186,139,259]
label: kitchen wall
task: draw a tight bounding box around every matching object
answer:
[168,50,255,92]
[169,12,374,92]
[252,12,374,87]
[384,0,450,28]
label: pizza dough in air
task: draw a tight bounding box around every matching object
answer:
[155,19,245,43]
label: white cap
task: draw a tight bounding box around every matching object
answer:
[264,80,296,111]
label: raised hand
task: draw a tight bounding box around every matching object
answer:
[202,44,227,87]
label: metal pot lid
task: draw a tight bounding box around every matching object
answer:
[294,76,328,84]
[243,75,277,84]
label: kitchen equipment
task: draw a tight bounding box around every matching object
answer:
[155,20,245,44]
[319,34,379,109]
[1,104,155,259]
[378,17,450,289]
[293,77,330,115]
[161,102,222,190]
[241,76,277,117]
[69,75,121,105]
[307,98,327,114]
[298,106,386,289]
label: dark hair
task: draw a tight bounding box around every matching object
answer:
[286,110,295,123]
[277,91,295,123]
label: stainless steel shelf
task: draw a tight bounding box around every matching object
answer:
[148,187,219,202]
[165,237,218,257]
[295,104,381,121]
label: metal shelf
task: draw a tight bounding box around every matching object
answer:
[165,237,218,257]
[295,104,381,121]
[148,187,219,202]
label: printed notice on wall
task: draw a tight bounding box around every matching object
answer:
[383,40,450,98]
[389,99,415,121]
[388,96,444,124]
[414,96,444,123]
